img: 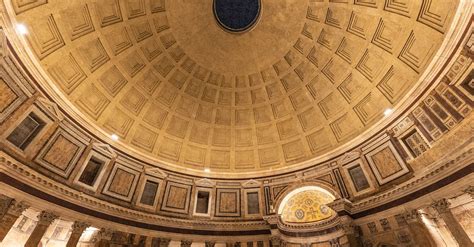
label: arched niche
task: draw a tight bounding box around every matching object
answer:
[277,185,337,224]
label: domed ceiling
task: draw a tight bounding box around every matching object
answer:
[6,0,459,175]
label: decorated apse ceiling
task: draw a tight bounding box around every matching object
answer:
[280,189,335,223]
[6,0,459,175]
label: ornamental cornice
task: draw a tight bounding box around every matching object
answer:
[276,214,341,232]
[0,152,268,230]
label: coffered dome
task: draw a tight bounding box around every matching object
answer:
[5,0,460,176]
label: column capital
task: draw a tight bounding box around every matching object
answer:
[463,186,474,199]
[8,200,30,216]
[431,198,451,214]
[205,241,216,247]
[329,238,341,247]
[71,221,90,232]
[270,236,282,245]
[181,240,192,247]
[37,211,58,225]
[403,209,423,223]
[336,215,358,235]
[341,221,359,236]
[0,195,13,215]
[98,228,114,241]
[159,238,171,246]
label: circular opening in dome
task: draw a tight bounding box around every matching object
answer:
[213,0,261,33]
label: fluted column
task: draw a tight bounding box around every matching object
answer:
[403,209,437,247]
[159,238,171,247]
[95,228,113,247]
[181,240,192,247]
[431,198,473,247]
[24,211,58,247]
[0,199,29,242]
[144,236,153,247]
[205,241,216,247]
[66,221,90,247]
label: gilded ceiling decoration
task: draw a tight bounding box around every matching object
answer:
[6,0,460,175]
[280,190,334,223]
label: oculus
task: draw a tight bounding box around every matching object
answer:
[213,0,261,33]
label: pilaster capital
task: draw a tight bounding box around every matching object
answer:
[181,240,192,247]
[431,198,451,214]
[37,211,58,225]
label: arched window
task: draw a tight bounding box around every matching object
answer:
[278,186,336,223]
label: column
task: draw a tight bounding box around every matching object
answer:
[339,216,362,247]
[205,241,216,247]
[403,209,437,247]
[431,198,473,247]
[131,234,141,246]
[159,238,171,247]
[181,240,192,247]
[95,228,113,247]
[0,199,29,242]
[144,236,153,247]
[66,221,90,247]
[24,211,58,247]
[326,199,361,247]
[264,215,283,247]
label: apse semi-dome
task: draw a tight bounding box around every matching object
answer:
[5,0,461,177]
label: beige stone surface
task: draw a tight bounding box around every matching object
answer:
[2,0,461,175]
